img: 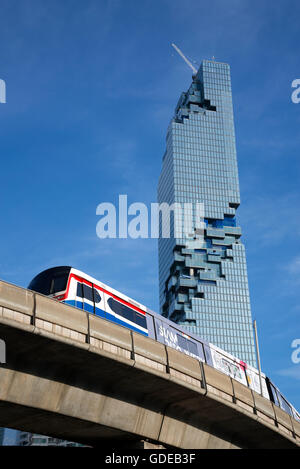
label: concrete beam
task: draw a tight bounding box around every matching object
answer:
[0,280,298,448]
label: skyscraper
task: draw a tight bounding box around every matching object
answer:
[18,431,83,446]
[158,59,257,367]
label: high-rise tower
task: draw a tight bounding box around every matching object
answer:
[0,428,4,446]
[158,59,257,367]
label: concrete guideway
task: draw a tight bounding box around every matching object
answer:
[0,280,299,448]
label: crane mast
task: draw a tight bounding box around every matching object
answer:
[171,43,197,75]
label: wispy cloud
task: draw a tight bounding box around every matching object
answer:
[240,192,300,248]
[286,256,300,275]
[276,365,300,381]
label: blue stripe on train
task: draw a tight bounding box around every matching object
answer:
[65,300,95,314]
[110,314,148,336]
[63,300,148,336]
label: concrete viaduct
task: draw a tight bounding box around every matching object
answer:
[0,280,299,449]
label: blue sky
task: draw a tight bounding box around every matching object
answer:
[0,0,299,425]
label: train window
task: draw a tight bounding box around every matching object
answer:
[267,379,294,416]
[108,297,130,320]
[269,382,280,407]
[50,274,68,294]
[93,288,101,304]
[76,283,83,298]
[83,284,93,302]
[28,267,70,296]
[121,305,134,322]
[203,344,213,365]
[187,340,198,356]
[135,312,147,329]
[177,334,198,356]
[177,334,187,350]
[77,283,101,304]
[108,297,146,329]
[278,394,292,416]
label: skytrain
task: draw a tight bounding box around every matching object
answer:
[28,266,300,422]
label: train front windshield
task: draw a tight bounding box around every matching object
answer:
[28,266,71,296]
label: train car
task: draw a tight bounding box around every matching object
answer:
[208,342,269,398]
[28,266,299,421]
[28,265,148,336]
[266,377,300,421]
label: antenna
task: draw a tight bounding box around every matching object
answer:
[171,43,197,75]
[253,320,264,396]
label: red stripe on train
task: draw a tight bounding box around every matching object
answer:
[54,273,146,316]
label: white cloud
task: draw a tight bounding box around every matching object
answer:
[287,256,300,275]
[240,192,300,248]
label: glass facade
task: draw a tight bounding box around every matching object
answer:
[0,428,4,446]
[158,60,257,367]
[18,431,83,446]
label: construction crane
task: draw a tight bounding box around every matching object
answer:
[171,43,197,75]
